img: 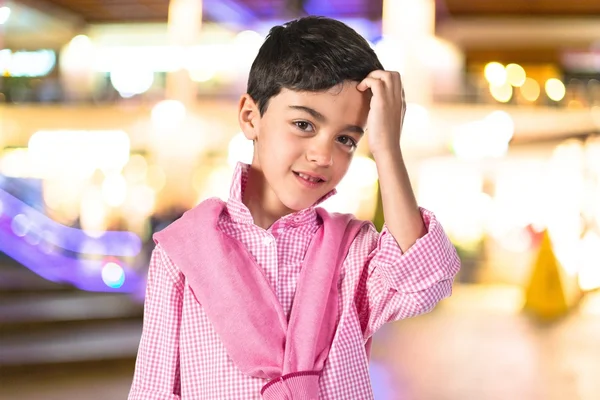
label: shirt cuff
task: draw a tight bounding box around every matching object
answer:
[375,207,460,293]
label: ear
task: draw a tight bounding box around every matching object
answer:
[238,94,260,141]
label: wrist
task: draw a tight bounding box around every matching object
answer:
[371,145,403,163]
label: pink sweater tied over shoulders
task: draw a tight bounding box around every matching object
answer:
[154,198,366,399]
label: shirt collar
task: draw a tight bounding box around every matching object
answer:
[226,162,336,227]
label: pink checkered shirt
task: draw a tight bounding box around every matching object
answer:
[129,163,460,400]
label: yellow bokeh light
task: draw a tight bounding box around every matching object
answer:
[147,165,167,192]
[124,154,148,183]
[484,62,506,86]
[545,78,566,101]
[489,82,512,103]
[520,78,540,102]
[505,63,526,87]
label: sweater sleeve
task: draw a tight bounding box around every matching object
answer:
[128,245,184,400]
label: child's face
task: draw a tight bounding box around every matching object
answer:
[240,81,370,212]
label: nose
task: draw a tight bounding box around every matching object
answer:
[306,138,333,167]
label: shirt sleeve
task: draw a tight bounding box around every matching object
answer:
[128,245,184,400]
[349,207,460,340]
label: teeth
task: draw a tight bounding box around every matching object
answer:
[298,173,321,183]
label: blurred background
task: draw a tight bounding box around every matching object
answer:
[1,0,600,399]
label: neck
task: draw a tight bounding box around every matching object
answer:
[243,165,292,230]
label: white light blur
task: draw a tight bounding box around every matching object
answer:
[578,232,600,291]
[71,35,92,49]
[484,62,506,86]
[0,50,56,77]
[374,36,405,74]
[452,111,514,160]
[234,30,263,57]
[227,133,254,167]
[102,262,125,289]
[60,35,94,70]
[403,103,429,134]
[485,110,515,143]
[0,6,11,25]
[486,160,546,243]
[417,160,485,244]
[185,45,223,82]
[0,148,32,178]
[544,141,586,276]
[151,100,186,130]
[102,174,127,207]
[110,66,154,98]
[28,130,130,180]
[231,30,264,75]
[95,46,183,73]
[321,156,378,215]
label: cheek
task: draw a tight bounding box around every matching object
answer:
[259,128,302,157]
[330,152,353,182]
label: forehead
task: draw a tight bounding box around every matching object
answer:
[269,82,370,126]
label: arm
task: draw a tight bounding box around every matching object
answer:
[354,70,460,339]
[128,245,184,400]
[352,211,460,340]
[357,70,424,252]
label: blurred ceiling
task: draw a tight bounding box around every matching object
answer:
[439,0,600,17]
[16,0,600,23]
[14,0,383,23]
[6,0,600,63]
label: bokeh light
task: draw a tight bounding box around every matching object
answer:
[545,78,566,101]
[110,66,154,98]
[0,6,11,24]
[484,62,506,86]
[101,261,126,289]
[520,78,541,102]
[505,63,526,87]
[489,82,512,103]
[151,100,186,130]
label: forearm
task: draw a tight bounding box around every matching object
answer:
[374,148,426,252]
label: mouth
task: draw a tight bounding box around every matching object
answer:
[293,171,327,186]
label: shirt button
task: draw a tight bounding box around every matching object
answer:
[263,236,274,246]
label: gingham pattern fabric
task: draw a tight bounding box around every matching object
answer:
[129,163,460,400]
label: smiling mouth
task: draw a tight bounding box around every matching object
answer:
[293,171,325,183]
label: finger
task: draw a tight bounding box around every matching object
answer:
[368,70,402,88]
[357,70,388,91]
[357,77,385,96]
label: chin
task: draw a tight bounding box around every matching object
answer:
[280,193,321,212]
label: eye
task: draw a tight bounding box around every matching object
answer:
[337,135,357,150]
[293,121,315,132]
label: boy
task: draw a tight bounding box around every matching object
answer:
[129,16,460,400]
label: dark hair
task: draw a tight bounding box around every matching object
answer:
[247,16,384,115]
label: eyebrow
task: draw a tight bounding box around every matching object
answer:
[288,105,364,135]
